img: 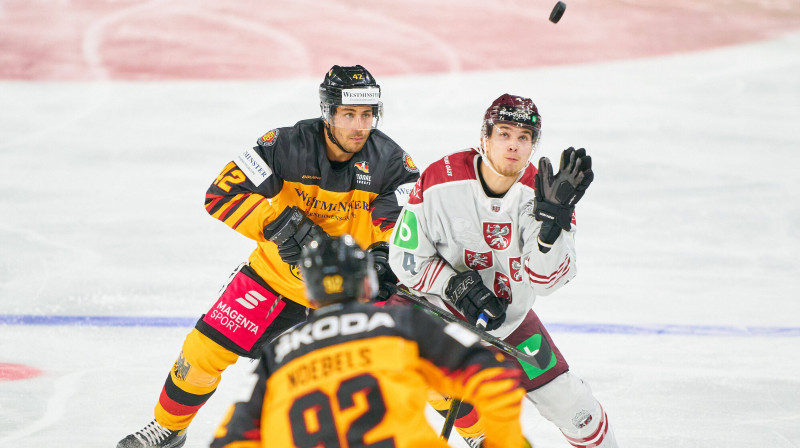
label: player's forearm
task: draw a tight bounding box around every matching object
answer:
[392,254,457,298]
[205,191,278,241]
[522,230,577,294]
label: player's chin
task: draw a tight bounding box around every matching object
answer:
[498,163,523,176]
[348,140,368,153]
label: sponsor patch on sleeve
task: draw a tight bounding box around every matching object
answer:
[392,209,419,250]
[394,182,414,206]
[403,153,419,173]
[236,147,272,187]
[444,322,481,347]
[257,129,279,147]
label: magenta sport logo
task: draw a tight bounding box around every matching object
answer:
[235,290,270,310]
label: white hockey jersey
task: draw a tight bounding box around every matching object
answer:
[388,148,577,338]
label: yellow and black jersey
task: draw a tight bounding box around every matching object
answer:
[211,302,526,448]
[205,118,420,307]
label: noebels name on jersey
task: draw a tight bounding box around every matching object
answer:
[273,311,396,362]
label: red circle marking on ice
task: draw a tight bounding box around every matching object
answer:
[0,363,44,381]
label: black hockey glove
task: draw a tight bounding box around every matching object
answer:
[445,270,507,331]
[534,147,594,249]
[367,241,399,302]
[263,206,330,265]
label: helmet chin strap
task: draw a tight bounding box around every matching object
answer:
[325,121,354,154]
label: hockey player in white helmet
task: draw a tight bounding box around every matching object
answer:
[388,93,619,447]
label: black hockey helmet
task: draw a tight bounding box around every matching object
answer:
[319,65,383,129]
[300,235,377,306]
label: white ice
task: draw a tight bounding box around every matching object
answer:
[1,29,800,448]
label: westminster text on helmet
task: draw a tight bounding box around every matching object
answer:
[341,87,380,105]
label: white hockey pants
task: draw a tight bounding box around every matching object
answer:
[525,372,618,448]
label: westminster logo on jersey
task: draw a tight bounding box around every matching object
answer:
[483,222,511,250]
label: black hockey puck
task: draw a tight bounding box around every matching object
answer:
[549,1,566,23]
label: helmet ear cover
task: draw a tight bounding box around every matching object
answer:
[300,235,376,306]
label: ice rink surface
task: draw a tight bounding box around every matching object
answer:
[1,1,800,447]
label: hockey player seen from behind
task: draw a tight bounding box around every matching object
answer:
[387,93,620,447]
[115,65,419,448]
[210,235,531,448]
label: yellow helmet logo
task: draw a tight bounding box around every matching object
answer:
[323,275,344,294]
[289,264,303,281]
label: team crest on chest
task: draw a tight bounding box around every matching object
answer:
[483,222,511,250]
[354,161,371,185]
[494,272,512,303]
[354,161,369,173]
[464,249,493,270]
[509,257,522,282]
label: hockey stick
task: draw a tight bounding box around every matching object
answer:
[393,288,551,440]
[394,288,550,369]
[439,311,487,441]
[440,397,462,440]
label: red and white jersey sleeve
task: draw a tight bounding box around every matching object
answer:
[388,148,577,338]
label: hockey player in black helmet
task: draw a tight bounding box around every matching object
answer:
[116,65,419,448]
[300,234,379,306]
[319,64,384,158]
[209,235,532,448]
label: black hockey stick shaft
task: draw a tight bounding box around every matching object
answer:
[394,289,547,369]
[440,398,462,440]
[440,311,487,440]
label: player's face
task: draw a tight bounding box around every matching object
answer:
[485,124,535,176]
[328,105,374,153]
